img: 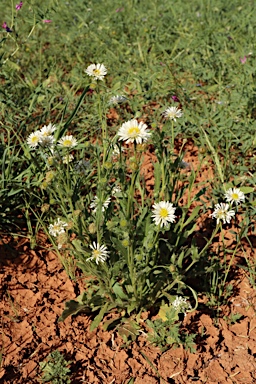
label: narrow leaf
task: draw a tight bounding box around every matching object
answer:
[90,302,109,331]
[183,205,201,227]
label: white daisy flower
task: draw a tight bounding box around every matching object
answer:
[40,123,56,136]
[210,203,235,224]
[224,188,245,206]
[48,218,68,237]
[27,131,42,148]
[58,135,78,148]
[117,119,151,144]
[151,201,176,227]
[109,95,127,105]
[163,106,183,121]
[172,296,192,314]
[88,242,109,264]
[62,154,74,164]
[85,63,107,80]
[90,196,111,213]
[39,135,55,148]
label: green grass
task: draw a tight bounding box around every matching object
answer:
[0,0,255,343]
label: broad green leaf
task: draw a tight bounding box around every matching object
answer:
[58,300,90,322]
[102,317,121,331]
[90,302,109,331]
[239,186,254,194]
[71,239,85,253]
[112,81,121,92]
[113,282,129,300]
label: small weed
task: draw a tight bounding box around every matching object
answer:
[146,299,196,352]
[39,350,71,384]
[223,312,243,325]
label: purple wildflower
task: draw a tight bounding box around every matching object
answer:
[15,1,23,10]
[43,19,52,23]
[171,95,180,103]
[240,56,247,64]
[2,22,12,32]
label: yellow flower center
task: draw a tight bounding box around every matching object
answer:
[216,210,225,218]
[159,208,168,218]
[127,126,140,137]
[231,193,239,200]
[93,69,101,76]
[32,136,39,143]
[63,139,72,147]
[92,250,101,258]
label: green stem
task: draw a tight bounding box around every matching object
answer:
[160,154,166,199]
[171,120,174,152]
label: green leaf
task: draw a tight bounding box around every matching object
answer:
[71,239,85,253]
[177,250,185,269]
[112,81,121,92]
[113,282,129,300]
[126,378,135,384]
[102,317,121,331]
[183,205,201,227]
[58,300,91,322]
[239,186,254,194]
[58,85,90,139]
[118,318,140,342]
[127,300,138,315]
[136,207,148,231]
[153,161,161,196]
[90,302,109,331]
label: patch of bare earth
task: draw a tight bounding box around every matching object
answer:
[0,143,255,383]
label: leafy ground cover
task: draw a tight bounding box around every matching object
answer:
[0,0,255,383]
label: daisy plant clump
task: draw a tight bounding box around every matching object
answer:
[36,68,215,335]
[52,87,218,334]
